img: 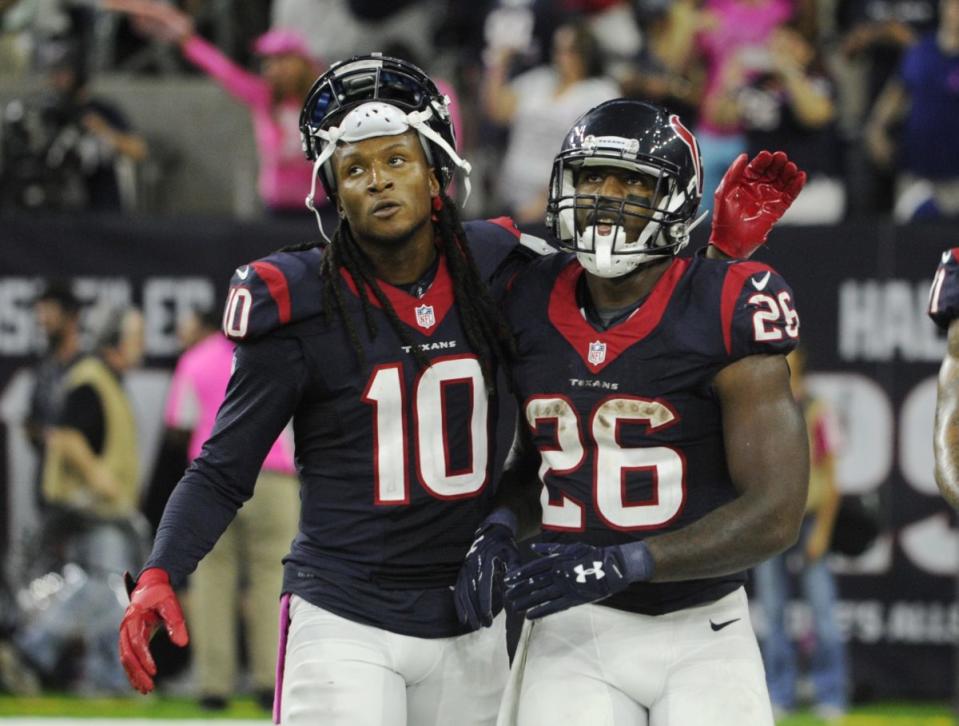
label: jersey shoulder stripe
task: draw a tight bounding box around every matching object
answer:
[719,259,799,358]
[223,245,325,341]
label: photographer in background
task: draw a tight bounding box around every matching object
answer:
[0,40,147,212]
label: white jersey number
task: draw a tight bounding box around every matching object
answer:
[363,356,488,504]
[526,396,685,532]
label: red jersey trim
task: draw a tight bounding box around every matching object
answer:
[486,216,521,239]
[719,261,774,356]
[547,257,690,374]
[251,261,292,324]
[340,253,454,337]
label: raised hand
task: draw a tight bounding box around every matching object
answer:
[118,568,189,694]
[708,150,807,260]
[101,0,194,43]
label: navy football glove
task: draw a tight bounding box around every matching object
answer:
[504,541,654,620]
[454,516,519,629]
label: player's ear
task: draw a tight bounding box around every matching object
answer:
[427,169,440,199]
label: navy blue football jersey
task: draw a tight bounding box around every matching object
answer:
[928,249,959,329]
[505,253,800,615]
[147,219,536,638]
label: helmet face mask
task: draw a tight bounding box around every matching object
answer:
[299,55,459,200]
[547,100,703,278]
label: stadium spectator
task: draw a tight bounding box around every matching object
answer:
[755,347,848,722]
[271,0,435,66]
[865,0,959,221]
[836,0,938,215]
[482,20,618,227]
[25,281,82,482]
[734,24,846,223]
[692,0,794,213]
[620,0,707,124]
[0,39,148,211]
[104,0,327,219]
[162,308,298,711]
[15,306,146,694]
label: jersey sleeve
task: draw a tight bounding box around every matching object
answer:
[720,261,800,359]
[222,246,325,342]
[144,333,307,586]
[928,249,959,329]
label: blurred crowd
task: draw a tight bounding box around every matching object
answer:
[0,0,957,223]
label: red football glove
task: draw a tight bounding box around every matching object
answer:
[708,150,807,259]
[118,567,189,694]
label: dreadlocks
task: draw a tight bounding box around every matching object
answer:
[283,192,515,392]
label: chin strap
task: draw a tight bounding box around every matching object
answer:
[306,153,332,243]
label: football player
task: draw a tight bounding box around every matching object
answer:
[117,54,543,726]
[929,250,959,510]
[457,99,809,726]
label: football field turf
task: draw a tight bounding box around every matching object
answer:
[0,695,953,724]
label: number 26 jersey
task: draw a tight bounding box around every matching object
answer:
[504,252,800,615]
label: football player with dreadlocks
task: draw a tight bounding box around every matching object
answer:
[456,99,809,726]
[117,54,547,726]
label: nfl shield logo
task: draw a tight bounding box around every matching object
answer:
[588,340,607,365]
[415,304,436,329]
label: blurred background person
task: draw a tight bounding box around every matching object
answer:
[691,0,794,213]
[731,22,845,223]
[482,19,618,229]
[162,307,298,711]
[25,280,82,494]
[620,0,706,124]
[0,38,148,211]
[14,306,147,694]
[835,0,938,217]
[104,0,327,220]
[865,0,959,222]
[754,346,848,723]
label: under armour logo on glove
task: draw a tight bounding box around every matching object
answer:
[573,562,605,583]
[504,541,653,619]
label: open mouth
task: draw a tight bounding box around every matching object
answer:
[371,200,401,218]
[588,212,619,236]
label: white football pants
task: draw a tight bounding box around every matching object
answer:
[280,595,508,725]
[501,587,774,726]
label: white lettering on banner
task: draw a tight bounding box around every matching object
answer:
[900,376,938,495]
[0,276,216,357]
[0,279,38,355]
[806,373,893,495]
[839,279,944,362]
[807,372,959,579]
[755,599,959,645]
[900,514,959,576]
[143,278,216,356]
